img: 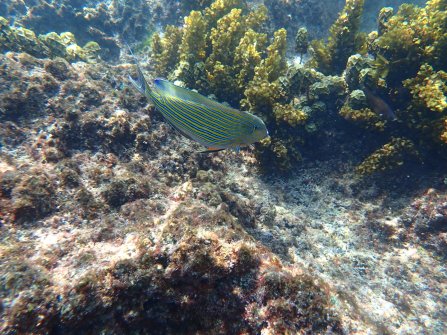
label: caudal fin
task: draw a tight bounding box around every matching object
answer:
[126,43,152,99]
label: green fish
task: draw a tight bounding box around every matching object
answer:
[128,61,269,153]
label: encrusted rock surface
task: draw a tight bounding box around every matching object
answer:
[0,51,343,334]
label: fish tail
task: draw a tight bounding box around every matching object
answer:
[126,42,153,101]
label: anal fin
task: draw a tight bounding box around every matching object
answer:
[199,147,225,153]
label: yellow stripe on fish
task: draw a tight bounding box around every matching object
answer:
[128,60,269,152]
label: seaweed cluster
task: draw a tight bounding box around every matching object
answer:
[0,0,212,61]
[150,0,321,170]
[151,0,281,106]
[334,0,447,174]
[139,0,447,174]
[310,0,366,75]
[0,17,100,62]
[267,0,446,174]
[149,0,349,171]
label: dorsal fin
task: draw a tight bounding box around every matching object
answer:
[154,79,242,117]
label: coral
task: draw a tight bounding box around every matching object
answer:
[356,137,418,175]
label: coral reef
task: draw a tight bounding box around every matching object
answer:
[401,188,447,257]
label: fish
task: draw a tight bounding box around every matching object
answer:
[128,57,269,153]
[364,87,397,121]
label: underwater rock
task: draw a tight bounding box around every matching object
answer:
[10,169,57,224]
[0,157,344,334]
[102,177,152,208]
[349,89,368,109]
[401,189,447,257]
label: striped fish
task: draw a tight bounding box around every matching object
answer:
[128,60,269,153]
